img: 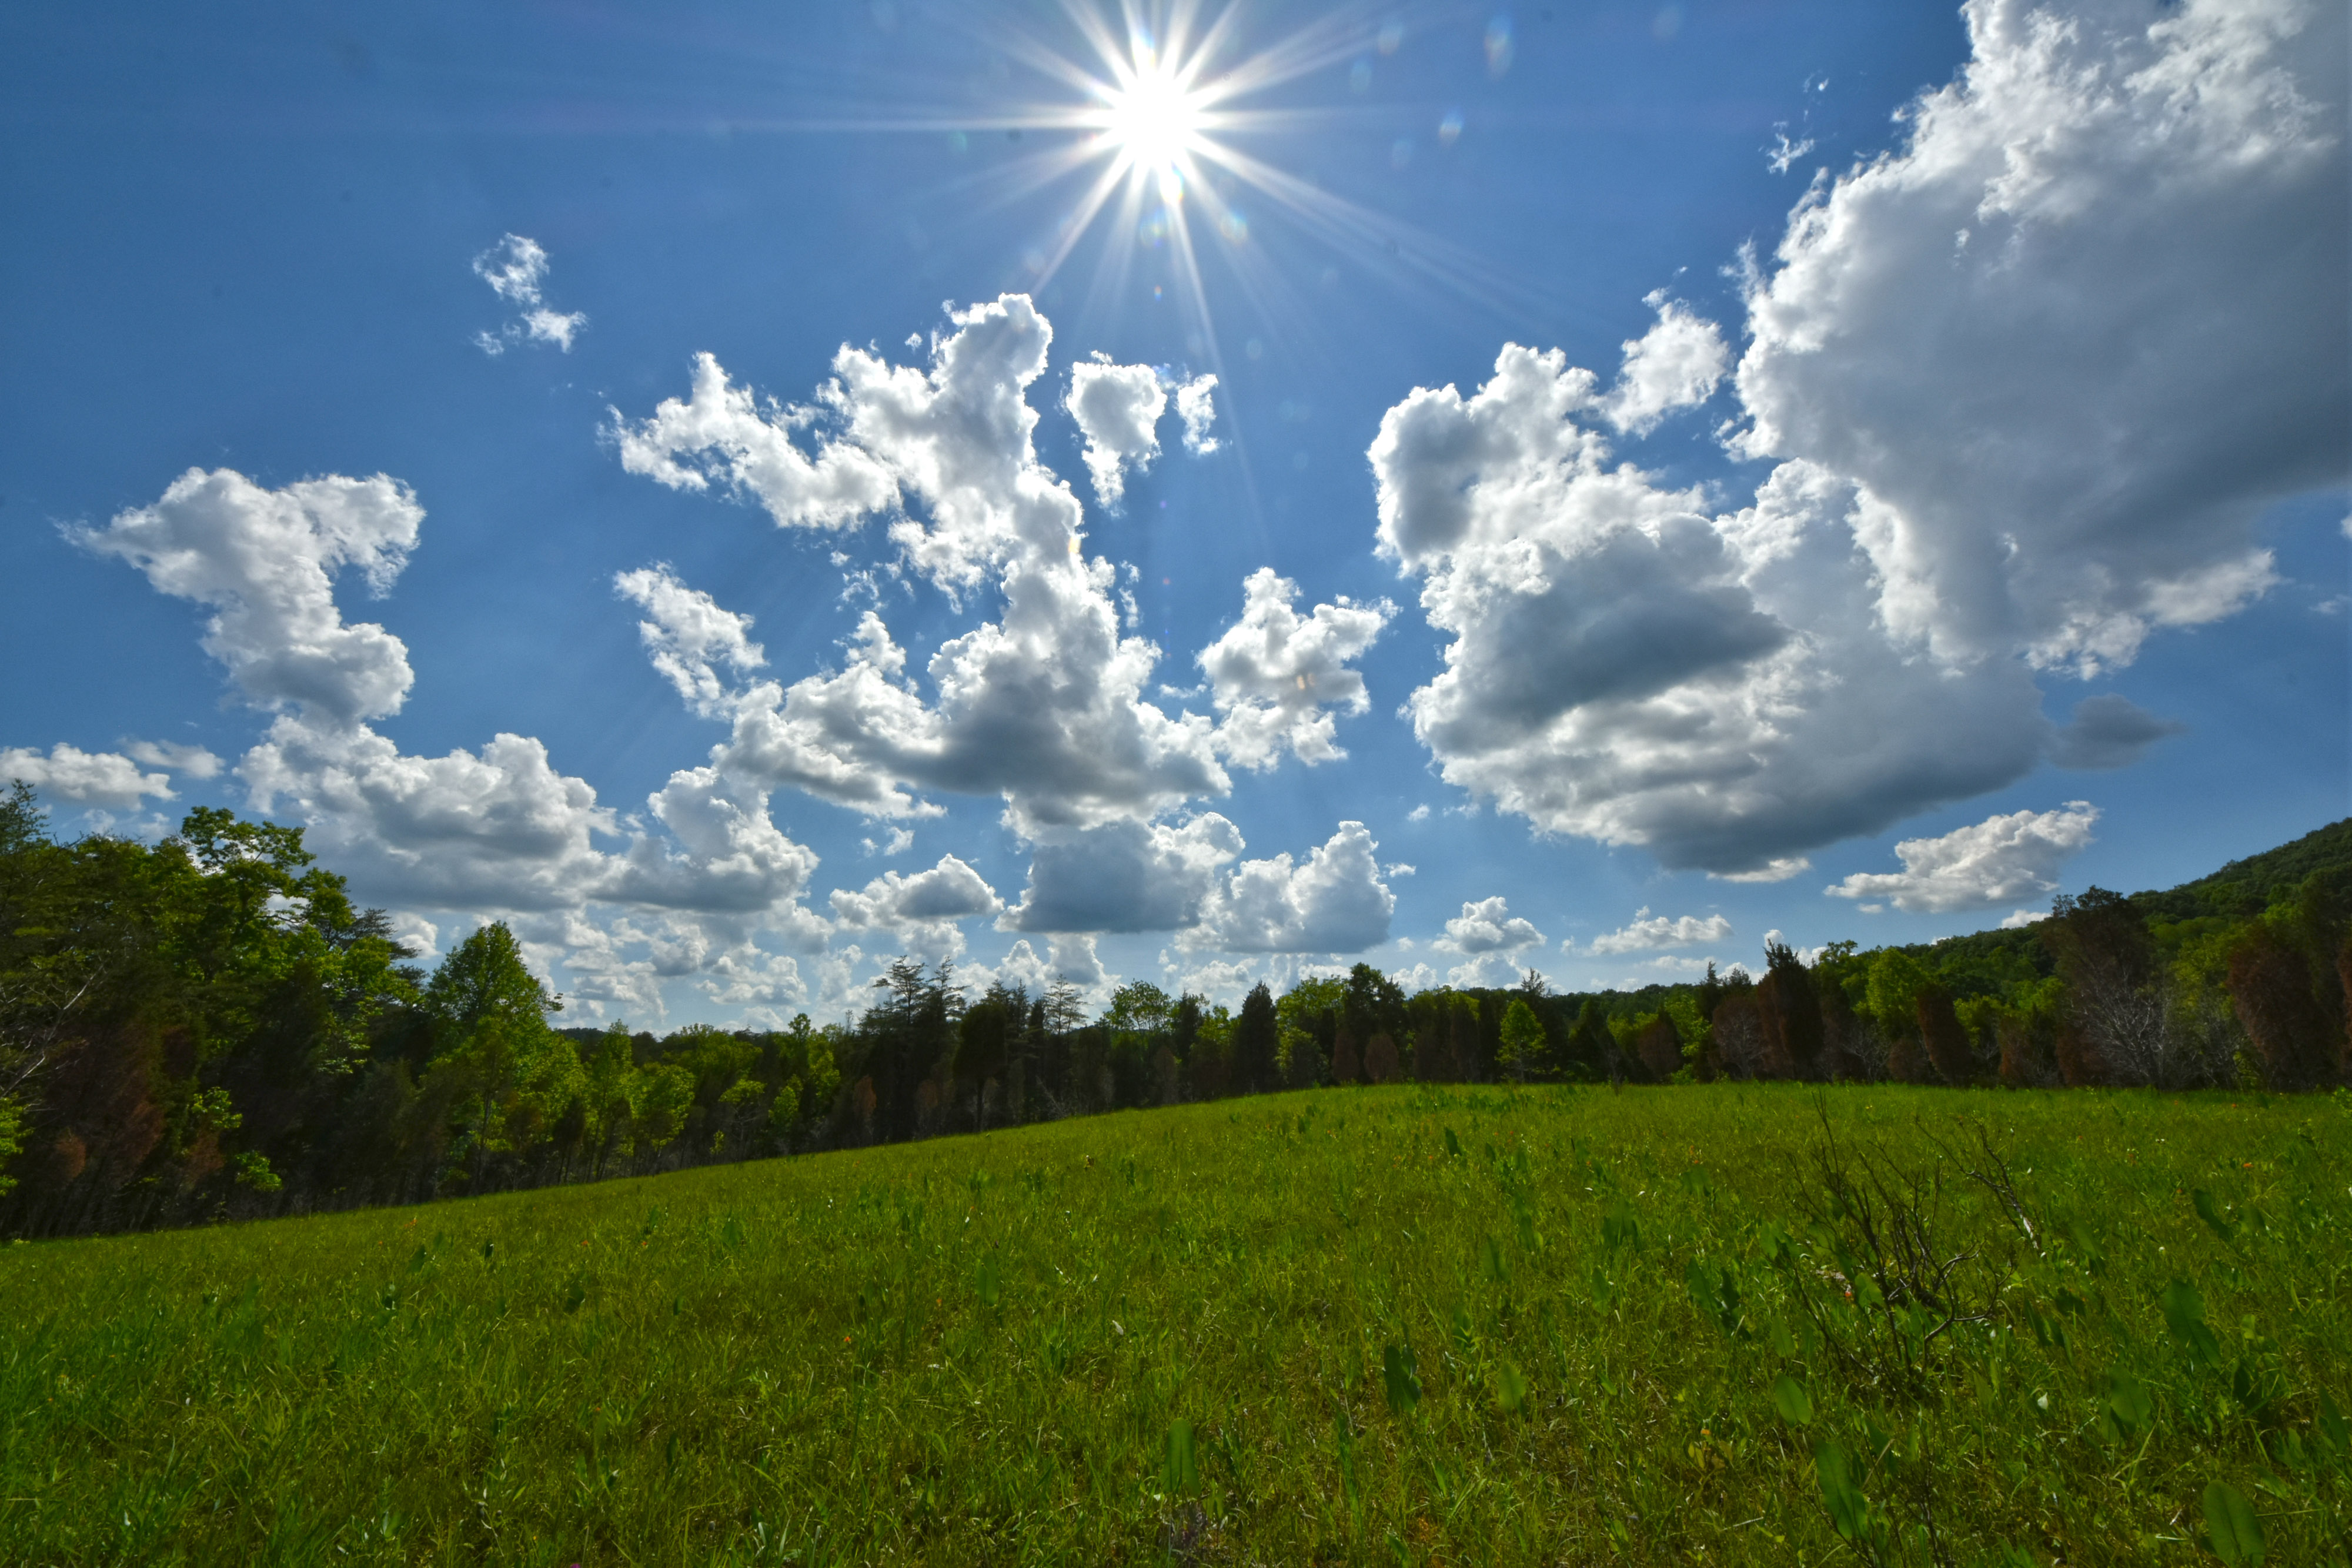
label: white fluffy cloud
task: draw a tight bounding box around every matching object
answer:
[1174,373,1220,455]
[1188,821,1395,953]
[613,564,766,718]
[614,297,1382,940]
[1065,358,1167,507]
[1197,569,1391,768]
[1826,801,2100,914]
[1732,0,2344,677]
[1001,814,1243,933]
[1585,907,1735,955]
[614,300,1264,835]
[1371,365,2049,873]
[830,854,1004,960]
[472,233,586,355]
[81,468,828,958]
[124,739,222,780]
[75,467,422,726]
[1436,896,1545,955]
[0,744,173,810]
[1601,291,1729,435]
[1368,0,2342,877]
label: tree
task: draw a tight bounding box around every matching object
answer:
[1915,985,1974,1084]
[423,923,578,1188]
[954,997,1012,1129]
[1496,999,1545,1082]
[1756,940,1824,1079]
[1633,1015,1682,1082]
[1234,984,1278,1094]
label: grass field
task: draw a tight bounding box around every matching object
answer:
[2,1084,2347,1565]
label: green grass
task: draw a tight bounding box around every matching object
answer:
[2,1084,2348,1564]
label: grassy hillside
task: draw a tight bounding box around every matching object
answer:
[3,1084,2347,1564]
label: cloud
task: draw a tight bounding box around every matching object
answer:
[1188,821,1395,953]
[863,825,915,857]
[1602,292,1729,435]
[1766,128,1815,175]
[1174,374,1220,454]
[1371,365,2048,874]
[613,564,766,718]
[829,853,1003,961]
[1586,906,1734,955]
[1711,857,1810,884]
[472,234,586,355]
[1731,0,2343,678]
[1197,568,1391,768]
[85,468,829,954]
[1999,908,2048,930]
[0,744,173,810]
[1435,895,1545,955]
[2049,693,2187,770]
[73,467,422,726]
[123,739,222,780]
[1000,814,1242,933]
[1366,0,2342,878]
[1826,801,2100,914]
[1065,358,1166,508]
[613,299,1381,851]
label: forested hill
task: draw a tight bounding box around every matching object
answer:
[1882,817,2352,974]
[1,778,2346,1241]
[2133,817,2352,920]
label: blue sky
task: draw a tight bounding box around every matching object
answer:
[3,0,2345,1025]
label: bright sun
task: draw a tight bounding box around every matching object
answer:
[1100,59,1204,178]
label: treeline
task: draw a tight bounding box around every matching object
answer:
[1,784,2345,1238]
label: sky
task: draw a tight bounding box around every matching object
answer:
[2,0,2346,1027]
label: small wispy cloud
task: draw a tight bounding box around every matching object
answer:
[472,234,586,356]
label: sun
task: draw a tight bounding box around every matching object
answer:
[1094,41,1207,183]
[826,2,1521,358]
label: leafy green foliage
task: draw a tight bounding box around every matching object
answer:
[2203,1480,2265,1564]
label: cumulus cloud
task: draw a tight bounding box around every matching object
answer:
[614,300,1301,836]
[614,298,1384,940]
[1000,814,1242,933]
[1371,364,2048,874]
[123,739,222,779]
[74,467,422,726]
[1197,569,1391,768]
[614,564,766,718]
[1732,0,2344,677]
[829,854,1003,959]
[1065,358,1167,507]
[472,234,586,355]
[2050,693,2187,770]
[1601,292,1729,435]
[1826,801,2100,914]
[84,468,828,954]
[1174,373,1220,454]
[1712,857,1810,884]
[1436,895,1545,955]
[1366,0,2342,877]
[1586,907,1735,955]
[1188,821,1395,953]
[0,744,173,810]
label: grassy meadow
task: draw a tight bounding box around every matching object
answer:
[2,1084,2347,1565]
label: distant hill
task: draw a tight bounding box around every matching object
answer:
[2132,816,2352,921]
[1910,816,2352,971]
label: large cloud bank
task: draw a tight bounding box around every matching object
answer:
[1369,0,2344,874]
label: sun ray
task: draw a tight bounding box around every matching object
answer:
[754,2,1560,360]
